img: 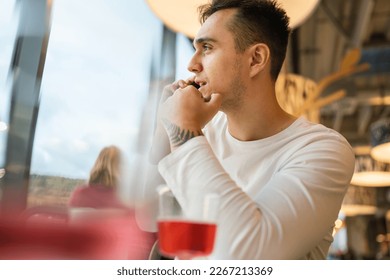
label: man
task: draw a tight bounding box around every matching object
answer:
[148,0,355,259]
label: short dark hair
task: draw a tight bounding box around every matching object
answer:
[199,0,290,81]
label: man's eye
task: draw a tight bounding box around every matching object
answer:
[203,44,211,51]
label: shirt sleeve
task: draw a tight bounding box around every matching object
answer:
[158,135,355,259]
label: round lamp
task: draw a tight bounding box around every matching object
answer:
[351,152,390,187]
[351,171,390,187]
[146,0,320,38]
[340,204,377,216]
[370,118,390,163]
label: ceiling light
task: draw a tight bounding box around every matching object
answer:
[349,152,390,187]
[340,204,377,216]
[146,0,320,38]
[370,118,390,163]
[351,171,390,187]
[371,143,390,164]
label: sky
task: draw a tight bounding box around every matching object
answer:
[0,0,194,180]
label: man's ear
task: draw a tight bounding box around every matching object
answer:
[249,43,270,77]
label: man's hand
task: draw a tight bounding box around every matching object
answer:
[159,85,222,150]
[160,80,189,107]
[149,79,196,163]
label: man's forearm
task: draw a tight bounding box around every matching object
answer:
[149,123,171,164]
[162,119,203,150]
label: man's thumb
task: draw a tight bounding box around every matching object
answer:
[207,93,222,108]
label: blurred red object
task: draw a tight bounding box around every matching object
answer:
[0,207,155,260]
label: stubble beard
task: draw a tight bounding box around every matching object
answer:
[220,62,246,113]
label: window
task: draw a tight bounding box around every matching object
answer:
[28,0,162,207]
[0,0,195,210]
[0,0,19,169]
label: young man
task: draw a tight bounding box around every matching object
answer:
[149,0,355,259]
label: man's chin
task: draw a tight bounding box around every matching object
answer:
[203,95,212,102]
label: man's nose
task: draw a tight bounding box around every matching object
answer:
[187,54,203,73]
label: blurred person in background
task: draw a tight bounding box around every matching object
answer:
[69,145,126,209]
[68,145,156,259]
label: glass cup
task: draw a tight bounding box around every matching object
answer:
[157,185,219,260]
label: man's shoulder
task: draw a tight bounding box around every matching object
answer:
[295,117,348,140]
[292,118,354,157]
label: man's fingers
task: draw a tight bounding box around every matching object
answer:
[161,85,174,103]
[207,93,222,109]
[161,80,188,103]
[177,80,188,88]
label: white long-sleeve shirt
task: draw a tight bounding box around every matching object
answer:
[157,113,355,259]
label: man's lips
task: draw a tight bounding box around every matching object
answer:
[190,81,200,89]
[190,80,211,101]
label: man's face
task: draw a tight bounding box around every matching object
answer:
[187,9,248,111]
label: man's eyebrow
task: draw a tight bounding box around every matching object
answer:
[193,37,217,46]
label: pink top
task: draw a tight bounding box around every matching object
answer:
[68,184,126,209]
[68,184,157,259]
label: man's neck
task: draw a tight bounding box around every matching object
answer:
[225,90,296,141]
